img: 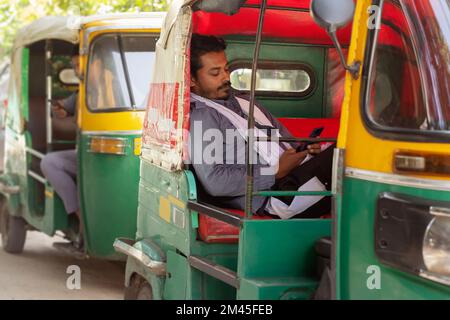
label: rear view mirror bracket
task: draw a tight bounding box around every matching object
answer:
[311,0,361,79]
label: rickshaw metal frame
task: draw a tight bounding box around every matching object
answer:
[241,0,337,217]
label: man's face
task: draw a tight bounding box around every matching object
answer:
[191,51,231,100]
[72,56,81,80]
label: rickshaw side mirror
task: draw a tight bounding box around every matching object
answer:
[310,0,360,79]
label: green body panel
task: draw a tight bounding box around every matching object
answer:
[130,161,240,299]
[78,133,141,259]
[137,161,237,257]
[236,219,331,299]
[21,48,29,121]
[238,219,331,278]
[164,250,189,299]
[338,177,450,299]
[225,39,326,118]
[22,186,68,236]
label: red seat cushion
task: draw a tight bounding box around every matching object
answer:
[197,118,340,244]
[198,209,272,244]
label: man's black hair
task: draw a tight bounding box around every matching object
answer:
[72,45,79,57]
[190,34,227,77]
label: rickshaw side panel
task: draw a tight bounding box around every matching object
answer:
[133,160,239,299]
[78,133,141,259]
[339,178,450,299]
[3,48,29,218]
[237,219,331,299]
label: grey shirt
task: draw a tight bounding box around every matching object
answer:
[189,93,297,213]
[62,91,78,116]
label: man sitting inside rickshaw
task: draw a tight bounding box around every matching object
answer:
[40,46,83,249]
[189,34,334,219]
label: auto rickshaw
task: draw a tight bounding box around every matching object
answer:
[0,13,165,260]
[114,0,450,299]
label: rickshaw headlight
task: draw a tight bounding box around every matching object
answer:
[422,215,450,277]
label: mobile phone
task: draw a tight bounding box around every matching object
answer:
[296,127,324,152]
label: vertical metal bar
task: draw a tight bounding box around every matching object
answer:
[45,40,53,146]
[117,34,136,109]
[331,148,345,300]
[245,0,267,218]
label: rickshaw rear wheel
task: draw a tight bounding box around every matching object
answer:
[0,201,27,254]
[124,275,153,300]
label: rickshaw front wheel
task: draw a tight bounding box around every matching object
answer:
[124,275,153,300]
[136,283,153,300]
[0,202,27,254]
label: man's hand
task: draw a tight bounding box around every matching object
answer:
[306,143,322,155]
[51,101,68,119]
[275,144,322,179]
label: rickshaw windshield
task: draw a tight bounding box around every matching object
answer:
[366,0,450,134]
[86,34,157,112]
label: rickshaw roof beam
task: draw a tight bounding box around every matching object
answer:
[245,0,268,218]
[241,4,309,12]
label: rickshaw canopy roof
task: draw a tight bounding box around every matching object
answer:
[12,16,79,52]
[192,0,352,45]
[12,13,167,52]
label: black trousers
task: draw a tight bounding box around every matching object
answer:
[263,145,335,219]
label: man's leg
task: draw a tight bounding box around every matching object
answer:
[270,145,335,218]
[40,150,78,215]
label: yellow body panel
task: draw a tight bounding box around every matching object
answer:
[340,0,449,181]
[78,24,160,131]
[159,196,171,223]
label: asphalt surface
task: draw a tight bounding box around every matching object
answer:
[0,231,126,300]
[0,130,126,300]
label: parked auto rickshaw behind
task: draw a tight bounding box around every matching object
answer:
[0,13,165,260]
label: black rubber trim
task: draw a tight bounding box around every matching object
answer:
[188,255,239,289]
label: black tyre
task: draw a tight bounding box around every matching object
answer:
[124,275,153,300]
[0,202,27,254]
[136,282,153,300]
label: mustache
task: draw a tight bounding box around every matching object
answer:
[218,81,231,91]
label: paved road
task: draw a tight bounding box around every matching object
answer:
[0,131,126,300]
[0,231,125,300]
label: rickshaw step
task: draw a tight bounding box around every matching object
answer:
[53,242,87,260]
[239,276,319,300]
[188,255,239,289]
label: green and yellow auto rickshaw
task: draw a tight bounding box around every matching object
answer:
[115,0,450,299]
[0,13,165,259]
